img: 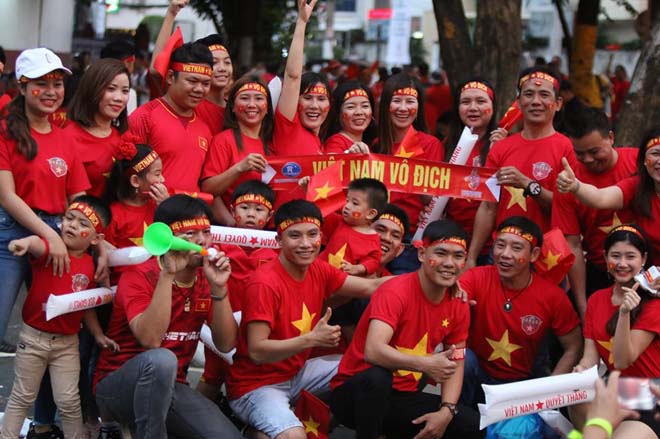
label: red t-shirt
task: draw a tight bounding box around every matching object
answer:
[0,127,90,214]
[486,132,577,232]
[552,147,637,269]
[331,272,469,391]
[128,98,211,192]
[94,259,212,388]
[0,93,11,111]
[617,176,660,266]
[23,251,95,335]
[323,133,353,154]
[445,140,490,252]
[221,243,279,311]
[424,84,452,135]
[320,220,382,275]
[196,99,225,135]
[389,132,444,231]
[64,123,121,198]
[584,287,660,377]
[460,265,580,380]
[225,257,348,399]
[271,108,322,156]
[202,129,268,204]
[105,201,157,250]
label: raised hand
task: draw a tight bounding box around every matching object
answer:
[557,157,579,193]
[167,0,188,17]
[310,307,341,347]
[297,0,318,24]
[619,282,641,314]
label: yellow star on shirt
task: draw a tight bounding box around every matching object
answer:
[442,318,450,328]
[486,330,523,367]
[598,212,623,234]
[396,145,416,158]
[303,416,320,436]
[504,186,528,211]
[395,333,429,381]
[327,243,347,268]
[313,182,334,201]
[291,303,316,335]
[128,222,149,246]
[543,250,561,271]
[597,338,614,365]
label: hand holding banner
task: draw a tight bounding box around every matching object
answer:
[210,225,279,249]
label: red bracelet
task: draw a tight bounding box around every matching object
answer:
[40,237,50,256]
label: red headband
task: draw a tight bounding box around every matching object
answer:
[233,193,272,210]
[518,72,559,91]
[461,81,494,100]
[132,151,159,174]
[497,226,538,247]
[645,136,660,151]
[122,54,136,63]
[306,84,329,97]
[169,217,211,233]
[393,87,418,98]
[343,88,369,102]
[609,225,645,241]
[237,82,267,97]
[20,72,64,83]
[413,237,467,251]
[170,62,212,77]
[377,213,404,235]
[277,217,321,234]
[207,44,228,53]
[68,201,104,233]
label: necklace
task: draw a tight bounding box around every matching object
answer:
[173,275,197,312]
[501,274,533,312]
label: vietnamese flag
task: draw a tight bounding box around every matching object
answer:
[172,189,214,205]
[294,390,330,439]
[498,101,523,131]
[153,27,184,86]
[305,161,345,217]
[534,228,576,285]
[394,126,423,158]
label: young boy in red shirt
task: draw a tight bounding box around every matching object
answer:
[320,178,387,277]
[197,180,279,401]
[2,196,117,439]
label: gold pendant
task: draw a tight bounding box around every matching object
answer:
[184,298,191,313]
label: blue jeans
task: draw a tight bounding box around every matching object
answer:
[0,206,60,342]
[95,348,242,439]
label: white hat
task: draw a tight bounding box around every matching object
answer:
[15,48,72,81]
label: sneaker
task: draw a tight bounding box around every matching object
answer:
[98,422,123,439]
[0,341,16,357]
[25,424,64,439]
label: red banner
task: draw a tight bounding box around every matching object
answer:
[262,154,501,202]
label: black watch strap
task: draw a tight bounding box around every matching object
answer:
[440,402,459,417]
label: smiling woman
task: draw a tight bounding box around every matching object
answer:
[65,59,131,197]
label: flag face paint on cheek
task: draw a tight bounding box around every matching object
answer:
[483,108,492,116]
[517,257,525,264]
[31,89,41,96]
[608,262,616,271]
[429,259,437,267]
[258,219,266,226]
[80,231,89,238]
[351,212,362,218]
[313,239,321,249]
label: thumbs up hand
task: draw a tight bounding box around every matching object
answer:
[310,307,341,347]
[557,157,580,193]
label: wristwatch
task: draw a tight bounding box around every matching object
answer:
[440,402,459,417]
[523,180,542,198]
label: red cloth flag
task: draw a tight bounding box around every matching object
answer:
[153,27,184,86]
[294,390,330,439]
[305,161,345,217]
[394,126,424,158]
[498,101,523,131]
[172,189,214,205]
[534,228,576,284]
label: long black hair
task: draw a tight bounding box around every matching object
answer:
[444,77,497,165]
[633,127,660,218]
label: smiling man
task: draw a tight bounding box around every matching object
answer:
[552,107,637,318]
[467,67,577,268]
[129,42,213,192]
[225,200,391,439]
[330,220,481,439]
[459,216,582,410]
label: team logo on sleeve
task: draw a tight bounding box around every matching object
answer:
[532,162,552,180]
[521,315,543,335]
[48,157,68,177]
[71,273,90,292]
[198,137,209,151]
